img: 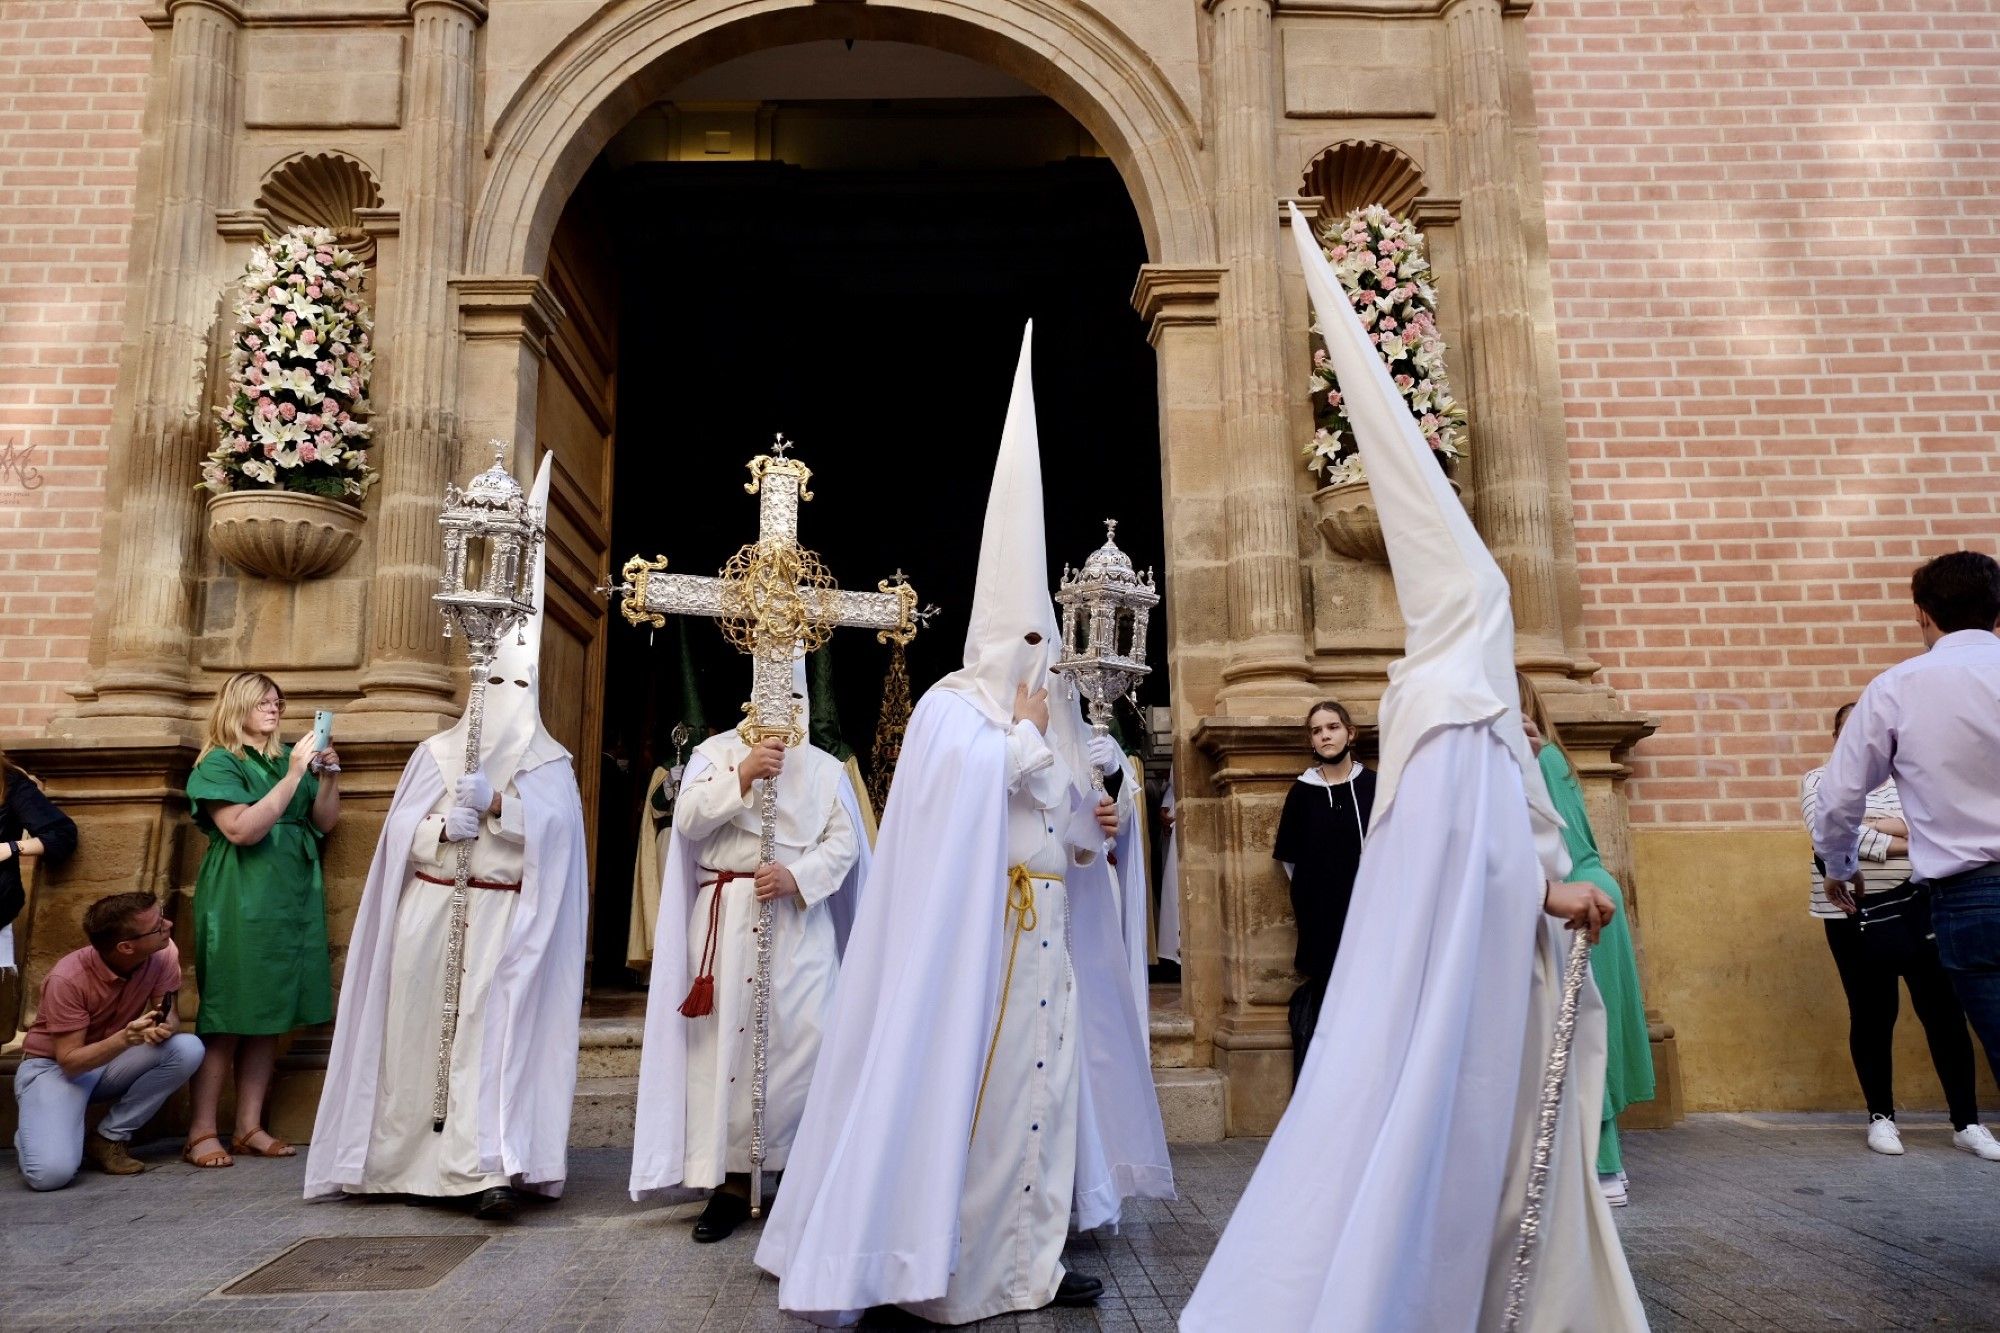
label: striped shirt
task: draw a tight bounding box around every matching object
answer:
[1800,767,1910,919]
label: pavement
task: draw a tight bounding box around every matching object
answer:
[3,1114,1997,1330]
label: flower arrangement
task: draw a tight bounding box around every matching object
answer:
[1305,205,1465,487]
[202,227,375,500]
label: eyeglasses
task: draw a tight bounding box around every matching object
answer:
[128,918,173,941]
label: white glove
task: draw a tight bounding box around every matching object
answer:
[443,806,482,842]
[454,770,494,813]
[1088,734,1123,776]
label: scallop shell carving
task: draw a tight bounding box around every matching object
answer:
[1301,140,1426,220]
[256,152,384,258]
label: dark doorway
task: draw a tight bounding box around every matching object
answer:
[590,153,1163,986]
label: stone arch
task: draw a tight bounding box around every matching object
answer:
[466,0,1214,277]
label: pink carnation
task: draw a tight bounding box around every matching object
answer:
[278,402,297,421]
[298,442,318,462]
[257,398,277,418]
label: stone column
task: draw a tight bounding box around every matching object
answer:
[1205,0,1310,710]
[354,0,487,721]
[1441,0,1564,661]
[77,0,241,726]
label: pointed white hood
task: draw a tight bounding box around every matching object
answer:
[933,323,1093,786]
[427,452,569,787]
[1287,205,1563,868]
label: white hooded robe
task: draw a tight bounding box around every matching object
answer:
[756,324,1171,1324]
[1176,210,1646,1332]
[306,453,589,1201]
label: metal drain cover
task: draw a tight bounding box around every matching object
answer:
[223,1235,487,1295]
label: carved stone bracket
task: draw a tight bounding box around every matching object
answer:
[1131,264,1223,346]
[452,275,567,357]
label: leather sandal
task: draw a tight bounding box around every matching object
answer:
[228,1130,296,1158]
[182,1134,234,1168]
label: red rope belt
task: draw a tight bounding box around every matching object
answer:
[414,870,521,892]
[679,868,747,1018]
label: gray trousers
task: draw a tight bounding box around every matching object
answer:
[13,1032,204,1191]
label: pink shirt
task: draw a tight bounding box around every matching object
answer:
[20,942,181,1061]
[1812,629,2000,882]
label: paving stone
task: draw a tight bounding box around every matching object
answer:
[3,1114,1997,1329]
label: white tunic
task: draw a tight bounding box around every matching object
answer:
[353,784,525,1197]
[902,720,1098,1326]
[675,742,857,1186]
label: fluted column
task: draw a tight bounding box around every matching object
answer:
[1442,0,1564,657]
[1205,0,1310,710]
[355,0,486,715]
[81,0,240,722]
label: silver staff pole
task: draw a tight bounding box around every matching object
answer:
[1500,928,1594,1330]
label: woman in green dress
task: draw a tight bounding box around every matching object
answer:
[1518,672,1655,1207]
[182,672,340,1169]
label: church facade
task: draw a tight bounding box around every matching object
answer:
[4,0,1995,1136]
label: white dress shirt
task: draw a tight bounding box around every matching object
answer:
[1811,629,2000,882]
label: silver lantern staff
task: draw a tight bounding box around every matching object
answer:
[430,441,546,1133]
[603,435,930,1216]
[1053,519,1159,801]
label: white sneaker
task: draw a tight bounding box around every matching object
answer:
[1866,1115,1904,1156]
[1597,1171,1629,1207]
[1954,1124,2000,1161]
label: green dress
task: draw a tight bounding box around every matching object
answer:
[1539,744,1655,1174]
[187,745,335,1036]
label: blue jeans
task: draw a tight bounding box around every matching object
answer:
[13,1032,204,1191]
[1930,873,2000,1086]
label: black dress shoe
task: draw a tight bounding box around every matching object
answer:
[691,1190,751,1243]
[472,1186,517,1221]
[1051,1271,1104,1306]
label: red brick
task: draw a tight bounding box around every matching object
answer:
[1528,0,2000,827]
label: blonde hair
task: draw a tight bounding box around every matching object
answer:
[1515,670,1571,771]
[200,672,286,762]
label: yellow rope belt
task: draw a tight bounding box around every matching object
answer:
[970,865,1061,1143]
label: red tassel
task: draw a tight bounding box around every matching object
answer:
[678,975,715,1018]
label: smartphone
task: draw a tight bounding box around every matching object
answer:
[151,989,178,1026]
[311,709,338,773]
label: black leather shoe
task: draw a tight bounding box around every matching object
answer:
[1052,1272,1104,1306]
[472,1186,517,1221]
[691,1190,750,1243]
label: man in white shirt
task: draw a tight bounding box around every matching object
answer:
[1812,550,2000,1089]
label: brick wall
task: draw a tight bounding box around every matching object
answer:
[0,1,147,731]
[1528,0,2000,826]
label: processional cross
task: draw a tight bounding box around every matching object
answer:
[604,434,929,1215]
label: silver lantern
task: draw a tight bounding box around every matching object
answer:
[1054,519,1159,793]
[426,440,545,1131]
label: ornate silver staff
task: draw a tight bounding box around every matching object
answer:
[1054,519,1159,800]
[604,436,928,1215]
[1500,928,1595,1330]
[429,442,546,1132]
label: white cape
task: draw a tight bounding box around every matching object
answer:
[1108,756,1151,1026]
[628,746,872,1200]
[1179,724,1644,1331]
[305,744,589,1198]
[755,688,1170,1319]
